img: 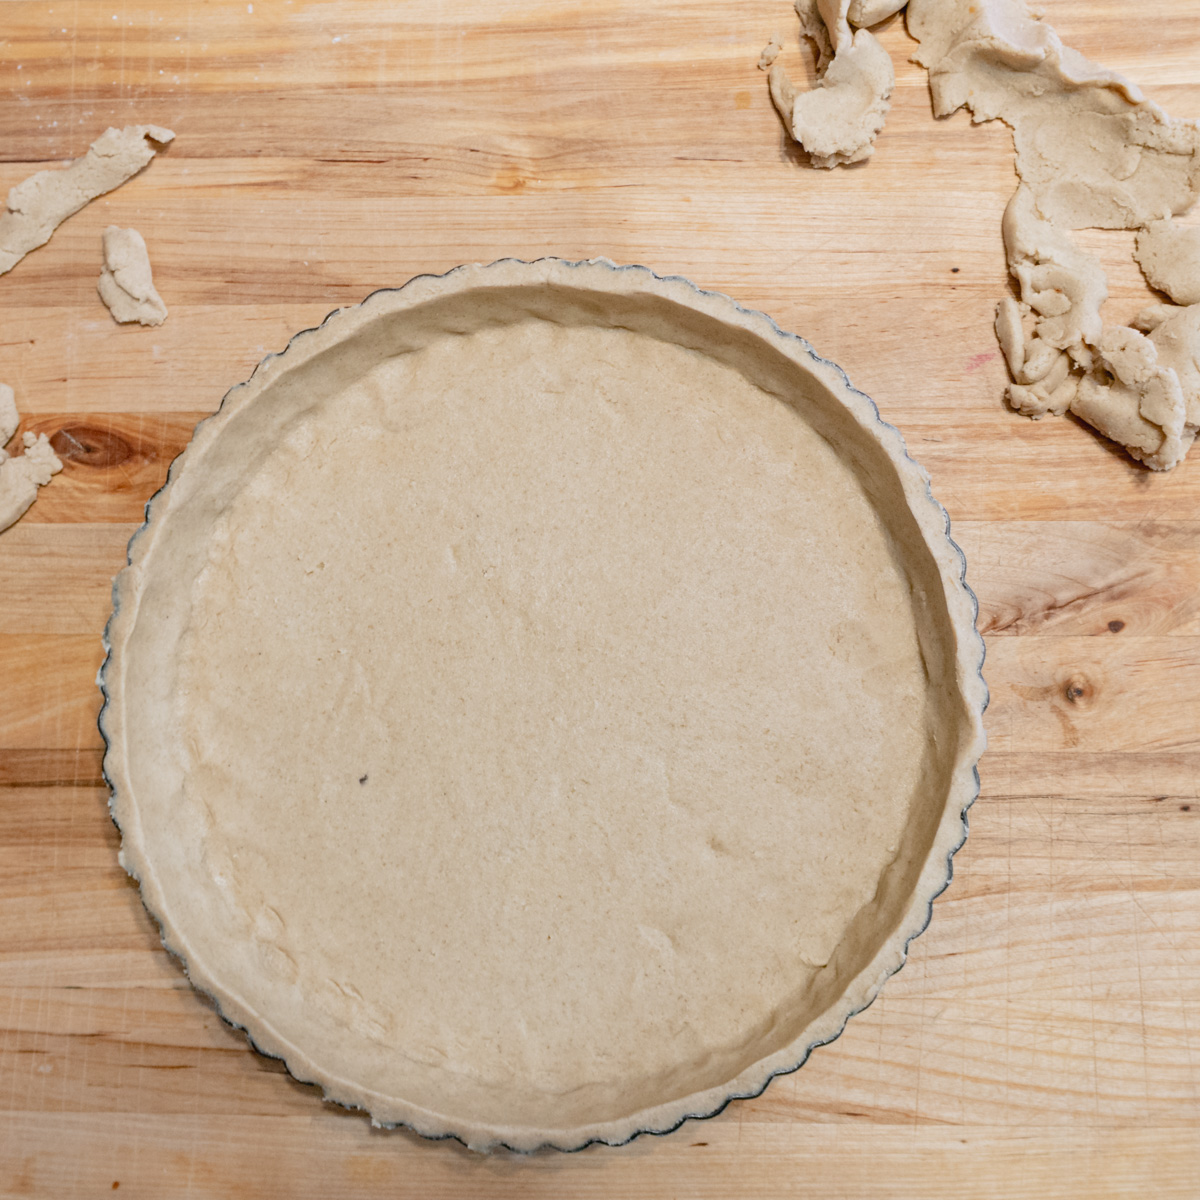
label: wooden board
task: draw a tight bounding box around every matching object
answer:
[2,1,1199,1195]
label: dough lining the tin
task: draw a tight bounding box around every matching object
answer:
[104,264,984,1150]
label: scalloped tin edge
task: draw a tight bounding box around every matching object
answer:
[97,256,988,1154]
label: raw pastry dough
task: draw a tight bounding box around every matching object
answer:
[98,226,168,326]
[1135,219,1200,307]
[101,259,986,1151]
[0,125,174,276]
[770,27,894,168]
[0,384,17,449]
[1069,326,1193,471]
[0,385,62,535]
[758,33,785,71]
[848,0,906,27]
[907,0,1200,230]
[795,0,835,73]
[1136,302,1200,431]
[760,0,1200,466]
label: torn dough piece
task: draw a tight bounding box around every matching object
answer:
[907,0,1200,230]
[98,226,168,326]
[0,388,62,535]
[771,28,895,168]
[816,0,853,53]
[794,0,835,75]
[1135,302,1200,431]
[0,125,174,277]
[1069,326,1193,471]
[1002,185,1107,356]
[848,0,907,27]
[0,383,17,451]
[1135,219,1200,307]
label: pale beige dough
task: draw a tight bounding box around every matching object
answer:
[1136,302,1200,431]
[770,27,894,168]
[1001,186,1107,355]
[98,226,168,326]
[758,33,785,71]
[848,0,907,27]
[907,0,1200,230]
[795,0,835,72]
[901,0,1200,467]
[1069,326,1193,471]
[760,0,1200,465]
[816,0,852,52]
[0,383,17,449]
[0,384,62,535]
[997,184,1107,419]
[102,260,985,1152]
[0,125,173,277]
[1135,219,1200,307]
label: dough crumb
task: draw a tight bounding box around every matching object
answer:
[848,0,907,27]
[773,27,895,168]
[0,125,174,277]
[0,385,62,535]
[759,34,785,71]
[1135,219,1200,307]
[98,226,168,326]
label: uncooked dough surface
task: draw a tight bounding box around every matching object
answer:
[760,0,1200,468]
[1136,219,1200,308]
[0,384,62,535]
[770,26,894,168]
[848,0,906,27]
[98,226,168,326]
[0,125,173,276]
[103,262,985,1151]
[908,0,1200,230]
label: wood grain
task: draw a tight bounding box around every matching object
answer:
[1,0,1199,1196]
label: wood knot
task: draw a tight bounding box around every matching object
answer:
[50,424,135,469]
[1062,673,1094,706]
[1108,620,1125,633]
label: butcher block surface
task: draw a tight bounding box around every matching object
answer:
[1,1,1199,1195]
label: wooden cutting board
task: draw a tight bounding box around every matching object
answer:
[1,1,1198,1195]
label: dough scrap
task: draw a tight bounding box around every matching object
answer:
[1135,219,1200,307]
[0,125,174,277]
[1069,326,1193,471]
[907,0,1200,230]
[1136,302,1200,431]
[0,383,17,451]
[1002,185,1107,356]
[758,34,785,71]
[98,226,168,326]
[848,0,907,27]
[795,0,835,75]
[759,0,1200,466]
[0,388,62,535]
[772,28,895,168]
[816,0,853,53]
